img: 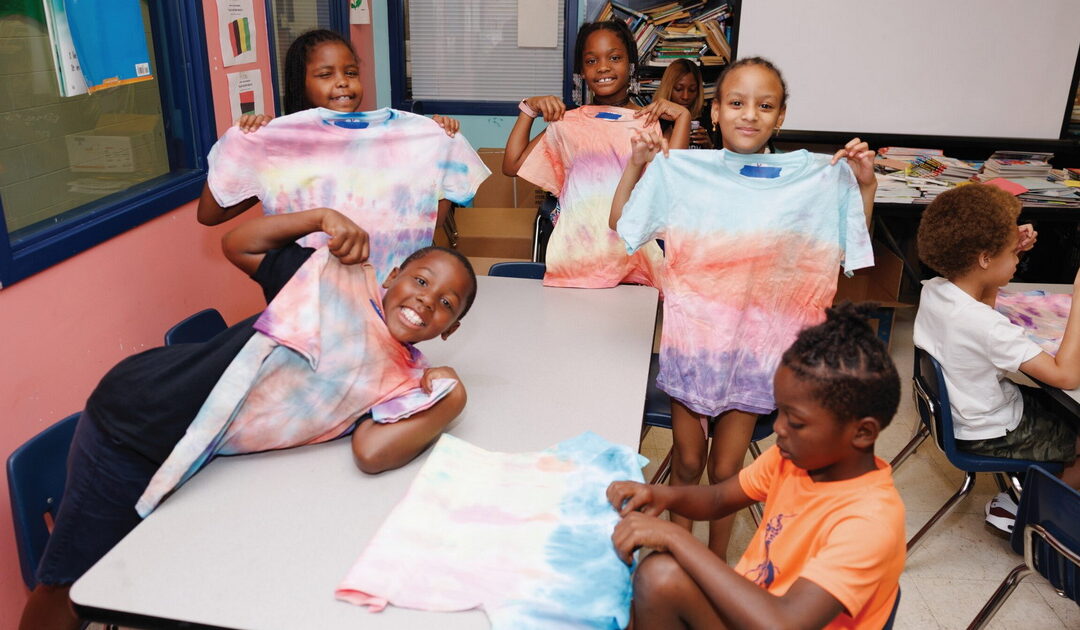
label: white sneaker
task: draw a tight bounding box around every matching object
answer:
[985,492,1018,535]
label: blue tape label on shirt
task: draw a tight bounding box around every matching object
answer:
[740,164,782,178]
[332,119,369,129]
[595,112,622,120]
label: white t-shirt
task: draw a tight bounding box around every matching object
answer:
[912,277,1042,440]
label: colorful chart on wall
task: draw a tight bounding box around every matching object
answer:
[228,69,265,121]
[217,0,257,66]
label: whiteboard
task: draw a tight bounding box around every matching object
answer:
[737,0,1080,139]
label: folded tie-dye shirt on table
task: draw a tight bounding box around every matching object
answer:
[136,248,455,516]
[336,432,646,630]
[995,289,1073,356]
[207,107,490,282]
[517,106,663,289]
[618,150,873,416]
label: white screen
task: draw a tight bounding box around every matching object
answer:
[737,0,1080,139]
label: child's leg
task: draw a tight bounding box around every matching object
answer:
[669,399,709,531]
[633,552,728,629]
[19,585,78,630]
[1062,435,1080,490]
[705,409,758,560]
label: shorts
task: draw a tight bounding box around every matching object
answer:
[957,385,1078,464]
[35,410,159,585]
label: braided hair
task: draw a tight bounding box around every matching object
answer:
[781,302,900,427]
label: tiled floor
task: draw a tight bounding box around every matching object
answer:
[638,308,1077,629]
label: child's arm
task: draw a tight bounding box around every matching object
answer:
[635,98,691,150]
[607,474,753,523]
[350,367,466,473]
[609,128,668,230]
[197,184,261,226]
[831,137,876,228]
[1019,266,1080,389]
[222,208,370,275]
[502,95,564,176]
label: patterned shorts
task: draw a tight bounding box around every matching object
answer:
[958,385,1078,464]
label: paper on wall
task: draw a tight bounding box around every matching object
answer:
[227,70,264,121]
[217,0,257,66]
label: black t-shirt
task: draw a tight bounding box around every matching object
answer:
[86,245,315,464]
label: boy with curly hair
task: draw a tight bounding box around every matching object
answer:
[914,183,1080,533]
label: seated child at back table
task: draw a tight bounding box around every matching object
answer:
[913,183,1080,533]
[19,208,477,630]
[607,303,905,630]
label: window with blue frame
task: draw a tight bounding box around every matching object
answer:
[387,0,578,116]
[0,1,214,286]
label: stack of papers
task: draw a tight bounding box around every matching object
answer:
[982,151,1053,179]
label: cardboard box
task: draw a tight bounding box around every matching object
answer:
[833,240,913,349]
[472,148,546,208]
[65,114,165,174]
[452,206,535,259]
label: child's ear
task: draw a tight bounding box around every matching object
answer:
[977,251,992,270]
[851,416,881,450]
[440,320,461,341]
[382,267,400,289]
[776,106,787,130]
[710,98,720,125]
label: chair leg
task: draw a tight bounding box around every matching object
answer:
[532,211,542,262]
[907,471,977,556]
[966,563,1032,630]
[890,423,930,471]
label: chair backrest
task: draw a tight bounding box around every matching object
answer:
[164,308,228,345]
[882,586,901,630]
[487,261,546,280]
[1010,465,1080,602]
[7,412,80,589]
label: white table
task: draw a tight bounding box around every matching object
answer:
[70,277,659,630]
[1006,282,1079,417]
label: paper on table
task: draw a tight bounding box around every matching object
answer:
[984,177,1028,196]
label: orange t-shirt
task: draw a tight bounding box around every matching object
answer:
[736,446,905,629]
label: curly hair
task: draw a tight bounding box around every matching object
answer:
[781,302,900,427]
[916,184,1021,279]
[716,56,788,109]
[572,20,639,75]
[398,246,478,320]
[283,29,357,115]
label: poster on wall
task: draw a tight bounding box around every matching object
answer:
[62,0,153,93]
[350,0,371,24]
[227,69,265,121]
[217,0,257,66]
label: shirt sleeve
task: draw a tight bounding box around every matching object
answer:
[206,127,264,207]
[617,157,670,254]
[438,134,491,206]
[252,243,316,303]
[986,316,1044,371]
[517,127,566,196]
[836,161,873,274]
[738,444,781,502]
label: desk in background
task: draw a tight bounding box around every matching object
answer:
[70,277,660,630]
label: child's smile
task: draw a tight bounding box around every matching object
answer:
[381,251,472,344]
[305,41,364,113]
[581,30,631,104]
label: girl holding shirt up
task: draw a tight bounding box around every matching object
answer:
[502,20,690,289]
[610,57,877,560]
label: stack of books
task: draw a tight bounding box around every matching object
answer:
[598,1,732,74]
[907,155,979,183]
[981,151,1054,179]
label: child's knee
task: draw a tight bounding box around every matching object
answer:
[634,552,692,602]
[672,447,707,480]
[706,455,745,484]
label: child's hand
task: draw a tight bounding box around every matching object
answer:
[607,480,669,516]
[524,95,566,122]
[635,98,690,128]
[831,137,876,188]
[610,512,687,564]
[235,114,273,133]
[1016,224,1038,253]
[431,115,460,137]
[420,366,460,393]
[319,209,369,264]
[628,128,669,167]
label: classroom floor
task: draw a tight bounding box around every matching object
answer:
[639,307,1078,629]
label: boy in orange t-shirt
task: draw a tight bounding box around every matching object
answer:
[608,303,905,629]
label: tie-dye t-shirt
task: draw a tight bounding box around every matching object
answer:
[207,107,490,282]
[619,150,873,415]
[995,289,1072,356]
[517,106,663,289]
[737,446,905,630]
[336,432,646,630]
[136,249,447,516]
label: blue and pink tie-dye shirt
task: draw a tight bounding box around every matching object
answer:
[619,150,873,416]
[207,107,490,282]
[336,432,646,629]
[995,289,1073,356]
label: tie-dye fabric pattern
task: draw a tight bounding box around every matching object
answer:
[207,107,489,282]
[618,150,873,416]
[336,432,646,629]
[995,290,1072,356]
[136,249,439,516]
[517,106,663,289]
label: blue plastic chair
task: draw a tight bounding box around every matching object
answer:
[883,586,901,630]
[968,465,1079,629]
[906,347,1062,555]
[163,308,228,345]
[487,261,546,280]
[7,412,80,589]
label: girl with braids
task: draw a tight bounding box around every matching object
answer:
[607,303,906,630]
[502,19,690,288]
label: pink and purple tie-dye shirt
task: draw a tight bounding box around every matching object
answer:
[336,431,645,630]
[136,249,453,516]
[995,289,1073,356]
[517,106,663,289]
[207,107,489,282]
[619,150,873,416]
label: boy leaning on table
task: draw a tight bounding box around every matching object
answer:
[912,183,1080,534]
[19,208,477,630]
